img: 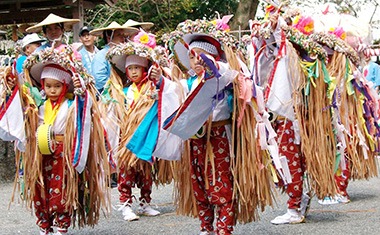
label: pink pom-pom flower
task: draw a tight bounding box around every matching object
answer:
[133,29,156,49]
[328,26,347,40]
[292,15,314,35]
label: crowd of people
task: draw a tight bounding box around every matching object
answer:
[0,2,379,235]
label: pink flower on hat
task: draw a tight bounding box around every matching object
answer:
[292,15,314,35]
[133,29,156,49]
[212,14,233,32]
[328,26,346,40]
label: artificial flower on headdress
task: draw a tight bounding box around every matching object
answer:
[133,29,156,49]
[211,14,233,32]
[292,15,314,35]
[328,26,347,40]
[264,5,277,21]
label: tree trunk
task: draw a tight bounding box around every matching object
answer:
[230,0,259,31]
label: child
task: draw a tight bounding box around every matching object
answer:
[4,42,110,234]
[165,33,236,234]
[6,62,81,234]
[34,63,82,235]
[103,39,167,221]
[116,53,161,221]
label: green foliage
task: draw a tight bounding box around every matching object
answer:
[84,0,238,44]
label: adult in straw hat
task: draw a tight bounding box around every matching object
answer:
[26,13,79,52]
[90,21,138,91]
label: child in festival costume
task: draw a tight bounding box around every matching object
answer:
[164,17,278,235]
[250,5,379,224]
[312,22,380,206]
[102,31,182,221]
[34,63,78,234]
[249,9,332,224]
[4,46,110,235]
[116,48,161,221]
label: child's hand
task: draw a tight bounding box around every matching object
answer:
[149,66,162,83]
[72,74,86,97]
[198,54,217,71]
[269,13,279,29]
[250,20,261,37]
[6,74,16,90]
[72,74,82,89]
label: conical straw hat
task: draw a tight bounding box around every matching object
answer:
[122,19,154,29]
[26,13,80,33]
[90,21,138,36]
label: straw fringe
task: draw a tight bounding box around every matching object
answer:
[11,68,41,209]
[172,141,198,217]
[290,44,337,199]
[225,46,276,223]
[115,79,156,170]
[328,52,378,180]
[64,83,111,227]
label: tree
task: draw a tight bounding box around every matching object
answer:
[230,0,259,30]
[85,0,239,40]
[83,0,379,44]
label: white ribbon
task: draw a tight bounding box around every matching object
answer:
[356,125,369,160]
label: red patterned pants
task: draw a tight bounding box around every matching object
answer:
[118,164,153,204]
[190,125,234,235]
[275,120,305,210]
[34,143,71,232]
[335,156,350,197]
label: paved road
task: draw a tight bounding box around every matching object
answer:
[1,177,380,235]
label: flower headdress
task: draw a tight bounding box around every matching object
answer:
[24,45,93,91]
[309,32,359,65]
[162,16,240,71]
[106,40,158,73]
[281,24,327,60]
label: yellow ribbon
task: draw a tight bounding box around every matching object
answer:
[37,98,64,155]
[44,99,61,125]
[327,76,337,101]
[131,82,146,102]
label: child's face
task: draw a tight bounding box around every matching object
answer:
[126,65,145,83]
[43,78,64,102]
[189,48,209,76]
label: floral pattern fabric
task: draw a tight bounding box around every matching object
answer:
[190,125,234,235]
[33,143,71,231]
